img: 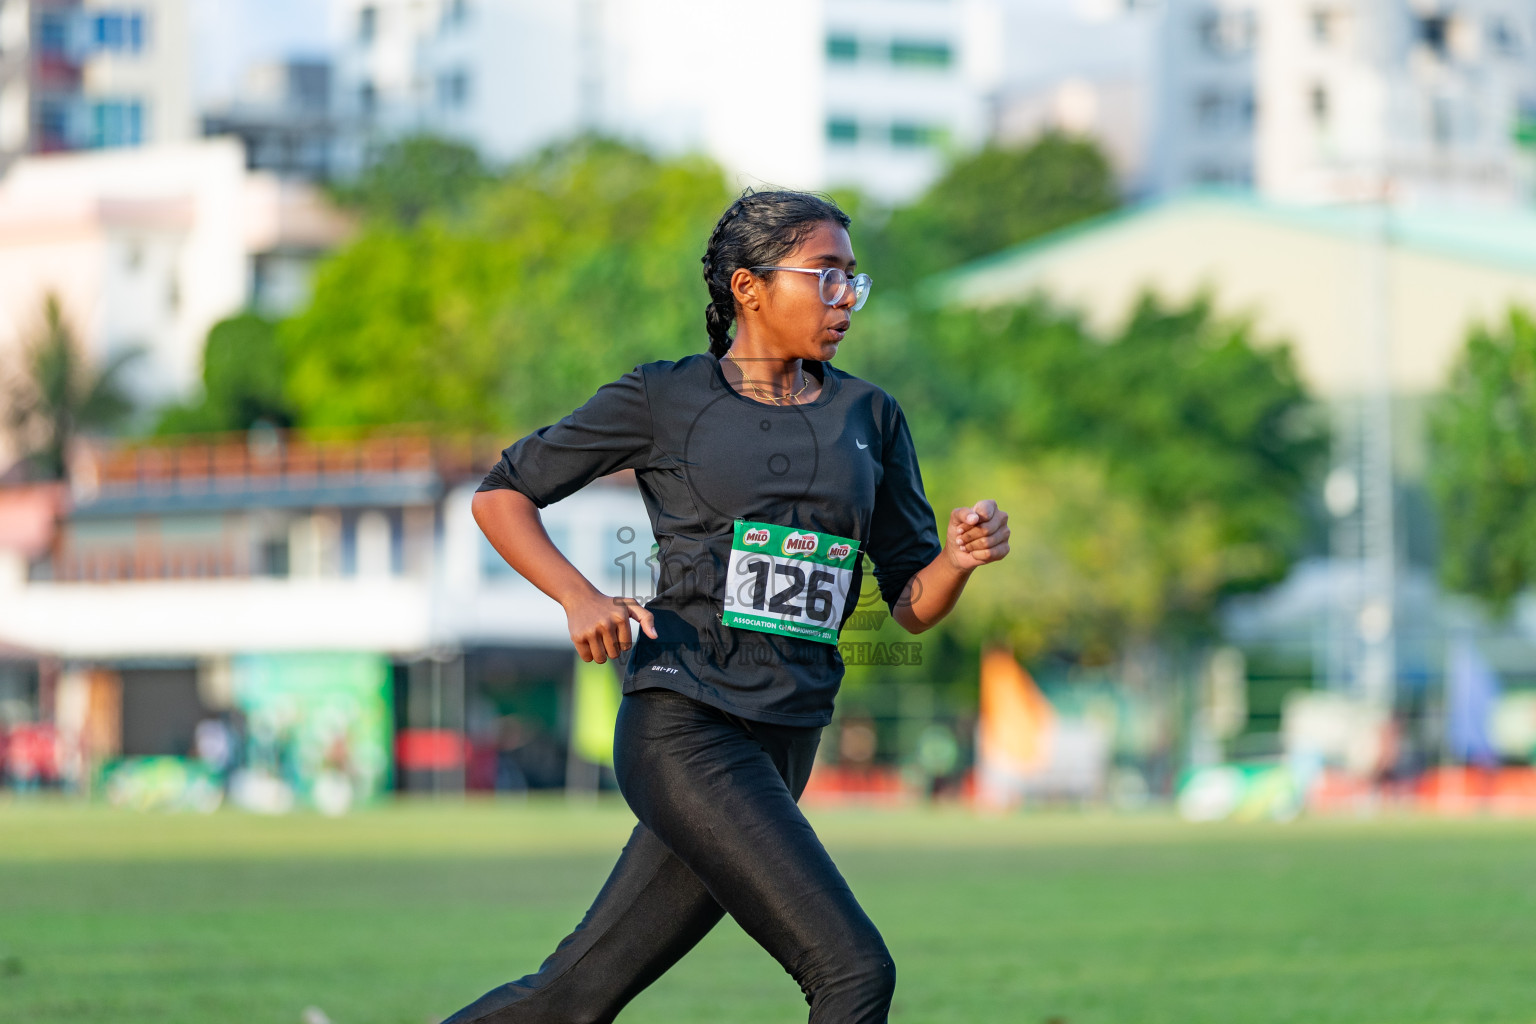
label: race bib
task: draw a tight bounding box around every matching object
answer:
[722,518,860,645]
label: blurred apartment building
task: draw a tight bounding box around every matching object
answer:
[0,433,652,798]
[1151,0,1536,205]
[989,0,1161,193]
[0,137,354,470]
[0,0,193,175]
[0,0,342,181]
[201,58,340,181]
[989,0,1536,205]
[0,0,355,466]
[330,0,1004,202]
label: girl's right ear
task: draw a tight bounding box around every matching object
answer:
[731,267,761,312]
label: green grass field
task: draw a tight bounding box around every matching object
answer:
[1,797,1533,1024]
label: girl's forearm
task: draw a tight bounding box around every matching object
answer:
[890,552,973,634]
[470,488,600,608]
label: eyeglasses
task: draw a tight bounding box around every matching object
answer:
[750,265,873,312]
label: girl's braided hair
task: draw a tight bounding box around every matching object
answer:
[700,189,851,359]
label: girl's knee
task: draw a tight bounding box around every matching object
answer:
[855,951,897,1004]
[797,938,896,1009]
[800,950,896,1022]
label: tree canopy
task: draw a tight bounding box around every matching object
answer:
[149,130,1325,665]
[328,133,493,225]
[282,136,731,433]
[155,313,293,436]
[842,292,1324,660]
[1428,306,1536,614]
[856,131,1119,291]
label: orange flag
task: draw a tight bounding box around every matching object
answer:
[977,646,1055,774]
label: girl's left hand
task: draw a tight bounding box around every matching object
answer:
[945,499,1010,572]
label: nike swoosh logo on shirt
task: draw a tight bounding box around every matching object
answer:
[856,440,868,449]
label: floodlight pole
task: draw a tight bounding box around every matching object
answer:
[1356,0,1397,717]
[1358,191,1396,714]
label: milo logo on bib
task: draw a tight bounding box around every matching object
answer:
[782,531,818,555]
[724,518,861,645]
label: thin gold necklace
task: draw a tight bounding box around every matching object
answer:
[725,356,812,405]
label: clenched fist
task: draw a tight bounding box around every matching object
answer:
[944,499,1010,573]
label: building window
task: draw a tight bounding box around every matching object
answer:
[1489,16,1522,57]
[1195,88,1256,132]
[1310,8,1333,45]
[889,122,946,147]
[38,12,70,55]
[358,5,377,44]
[1195,88,1223,130]
[1431,95,1454,147]
[95,13,120,49]
[1416,15,1448,58]
[442,0,469,29]
[91,99,143,147]
[889,40,952,67]
[256,538,289,577]
[438,69,470,109]
[92,12,144,52]
[827,117,859,144]
[1192,163,1250,186]
[1198,10,1255,56]
[827,34,858,61]
[358,81,377,116]
[1309,84,1329,126]
[353,511,394,579]
[37,99,70,146]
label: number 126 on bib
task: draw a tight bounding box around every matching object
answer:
[722,519,861,645]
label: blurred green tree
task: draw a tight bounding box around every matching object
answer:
[843,291,1324,662]
[859,131,1119,291]
[1428,306,1536,614]
[283,136,731,432]
[259,128,1317,668]
[330,133,494,225]
[2,292,139,479]
[918,445,1165,664]
[154,313,293,435]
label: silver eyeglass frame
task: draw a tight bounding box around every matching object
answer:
[749,265,873,311]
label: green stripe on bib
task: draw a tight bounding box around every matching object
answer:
[722,518,861,645]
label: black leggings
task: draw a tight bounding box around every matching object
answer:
[439,686,896,1024]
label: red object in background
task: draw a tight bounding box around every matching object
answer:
[1414,766,1536,814]
[1307,768,1376,811]
[464,738,500,791]
[1306,765,1536,816]
[395,729,467,772]
[0,483,68,560]
[957,768,978,802]
[3,725,60,782]
[800,764,911,806]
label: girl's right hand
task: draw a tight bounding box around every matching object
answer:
[562,588,658,664]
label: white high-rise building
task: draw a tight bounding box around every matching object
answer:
[330,0,1003,202]
[1152,0,1536,206]
[0,0,193,175]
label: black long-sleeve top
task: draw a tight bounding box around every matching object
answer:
[477,351,943,727]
